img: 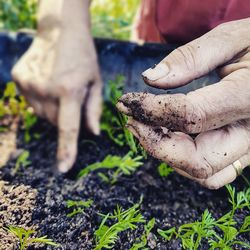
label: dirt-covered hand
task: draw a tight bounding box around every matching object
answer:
[11,0,102,173]
[117,18,250,189]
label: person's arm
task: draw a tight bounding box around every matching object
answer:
[118,18,250,189]
[131,0,164,43]
[37,0,91,35]
[12,0,102,173]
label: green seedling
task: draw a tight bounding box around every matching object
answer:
[158,209,216,250]
[22,108,38,142]
[66,199,93,218]
[5,226,59,250]
[94,203,145,250]
[0,82,18,117]
[0,82,38,142]
[157,185,250,250]
[101,75,140,154]
[130,218,156,250]
[158,162,174,177]
[78,151,143,184]
[14,150,31,173]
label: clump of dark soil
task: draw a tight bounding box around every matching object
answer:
[0,120,249,250]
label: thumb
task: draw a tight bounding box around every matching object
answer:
[142,18,250,89]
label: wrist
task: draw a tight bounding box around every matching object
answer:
[37,0,91,35]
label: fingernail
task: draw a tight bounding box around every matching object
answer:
[58,161,71,173]
[126,118,140,138]
[142,63,169,81]
[116,101,132,115]
[126,124,140,139]
[91,122,100,136]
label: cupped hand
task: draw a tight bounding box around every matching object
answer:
[11,0,102,173]
[117,18,250,189]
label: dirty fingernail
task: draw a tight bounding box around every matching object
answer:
[142,63,169,82]
[116,101,131,115]
[126,118,140,138]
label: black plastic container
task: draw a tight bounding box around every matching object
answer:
[0,32,219,94]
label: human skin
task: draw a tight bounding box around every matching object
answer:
[117,18,250,189]
[131,0,164,43]
[12,0,102,173]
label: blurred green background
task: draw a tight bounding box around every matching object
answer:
[0,0,140,40]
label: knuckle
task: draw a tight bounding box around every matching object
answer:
[188,160,213,179]
[191,167,209,179]
[11,65,23,83]
[215,21,230,32]
[11,64,32,91]
[58,84,75,96]
[175,44,198,72]
[183,96,206,133]
[57,83,83,100]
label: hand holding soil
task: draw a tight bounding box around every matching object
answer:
[117,18,250,189]
[11,0,102,173]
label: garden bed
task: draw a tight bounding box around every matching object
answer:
[0,118,249,249]
[0,33,249,250]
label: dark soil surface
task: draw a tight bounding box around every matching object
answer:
[0,120,249,250]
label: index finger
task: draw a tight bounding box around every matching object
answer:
[57,97,82,173]
[117,67,250,134]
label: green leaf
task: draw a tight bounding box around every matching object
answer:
[240,215,250,233]
[66,199,93,217]
[5,225,59,250]
[94,203,145,250]
[0,82,38,142]
[98,172,110,183]
[14,150,31,173]
[158,227,176,241]
[78,151,143,183]
[101,75,141,154]
[157,163,173,177]
[3,82,17,99]
[130,218,155,250]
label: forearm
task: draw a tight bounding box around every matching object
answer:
[37,0,91,35]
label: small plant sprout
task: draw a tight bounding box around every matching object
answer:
[65,199,93,218]
[5,226,59,250]
[22,108,38,142]
[158,162,174,177]
[158,209,216,250]
[101,75,139,154]
[78,151,143,184]
[0,82,38,142]
[14,150,31,173]
[157,184,250,250]
[130,218,156,250]
[94,203,146,250]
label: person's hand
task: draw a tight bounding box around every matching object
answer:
[11,0,102,173]
[117,18,250,189]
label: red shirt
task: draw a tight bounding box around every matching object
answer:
[156,0,250,43]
